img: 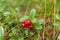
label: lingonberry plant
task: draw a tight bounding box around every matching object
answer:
[20,9,44,30]
[0,6,44,40]
[19,8,44,40]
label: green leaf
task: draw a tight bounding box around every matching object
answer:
[19,16,29,22]
[15,7,20,13]
[57,34,60,40]
[32,19,36,23]
[38,18,44,24]
[23,29,29,37]
[3,11,11,16]
[9,37,16,40]
[34,33,40,40]
[53,22,60,30]
[0,26,4,40]
[0,13,3,17]
[32,19,43,30]
[56,0,60,8]
[46,1,53,13]
[55,14,60,20]
[34,22,42,30]
[10,9,16,14]
[29,9,36,20]
[0,6,4,12]
[0,0,5,2]
[9,18,16,25]
[29,31,35,36]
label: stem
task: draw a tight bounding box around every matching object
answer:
[34,30,40,40]
[38,30,40,40]
[25,0,31,15]
[42,0,46,40]
[53,0,56,40]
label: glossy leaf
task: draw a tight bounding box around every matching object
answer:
[3,11,11,16]
[29,9,36,20]
[38,18,44,24]
[32,19,43,30]
[9,18,16,25]
[53,22,60,30]
[34,33,40,40]
[0,26,4,40]
[55,14,60,20]
[34,22,42,30]
[57,34,60,40]
[19,16,29,22]
[56,0,60,8]
[23,29,29,37]
[0,6,4,12]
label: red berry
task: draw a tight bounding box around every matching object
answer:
[28,24,34,30]
[22,22,26,28]
[24,19,31,26]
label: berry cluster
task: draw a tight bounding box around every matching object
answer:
[22,19,34,30]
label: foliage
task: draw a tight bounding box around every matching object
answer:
[0,26,4,40]
[0,0,60,40]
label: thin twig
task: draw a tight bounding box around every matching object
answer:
[25,0,31,15]
[43,0,46,40]
[53,0,56,40]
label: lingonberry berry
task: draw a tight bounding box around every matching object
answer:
[22,22,26,28]
[28,24,34,30]
[24,19,31,26]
